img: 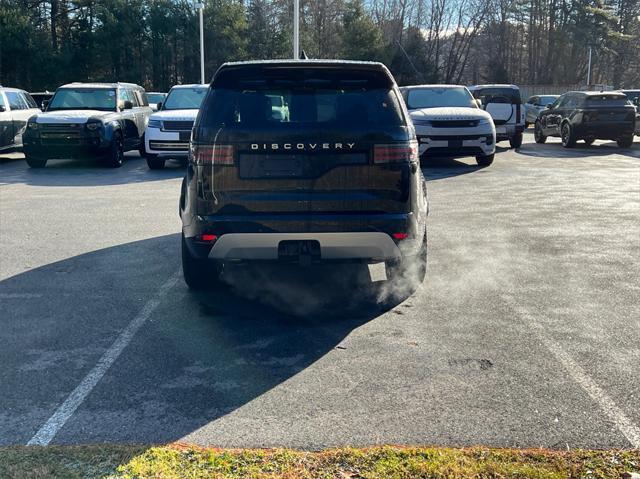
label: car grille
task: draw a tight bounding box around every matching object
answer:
[39,123,85,142]
[163,121,194,131]
[430,120,480,128]
[149,140,189,151]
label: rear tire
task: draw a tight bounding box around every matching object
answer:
[182,234,222,290]
[476,153,494,166]
[146,156,166,170]
[105,133,124,167]
[561,123,576,148]
[509,132,523,148]
[617,135,633,148]
[25,156,47,168]
[534,121,547,144]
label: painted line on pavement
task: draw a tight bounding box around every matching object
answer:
[505,297,640,448]
[27,269,181,446]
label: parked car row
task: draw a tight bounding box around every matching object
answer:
[1,78,638,172]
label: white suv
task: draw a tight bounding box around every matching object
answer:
[143,84,208,169]
[401,85,496,166]
[468,84,525,148]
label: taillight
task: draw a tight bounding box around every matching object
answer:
[192,144,235,165]
[373,142,418,164]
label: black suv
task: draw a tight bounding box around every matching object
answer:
[534,91,636,148]
[23,82,152,167]
[180,60,428,288]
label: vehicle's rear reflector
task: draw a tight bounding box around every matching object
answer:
[192,144,235,165]
[373,142,418,164]
[197,234,218,242]
[392,232,409,240]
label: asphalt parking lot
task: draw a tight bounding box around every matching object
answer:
[1,132,639,449]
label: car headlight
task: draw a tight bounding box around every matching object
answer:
[478,118,492,125]
[27,122,39,130]
[86,121,102,131]
[148,119,163,129]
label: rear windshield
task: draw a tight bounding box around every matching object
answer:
[585,95,630,107]
[406,87,476,109]
[471,88,521,105]
[200,67,404,129]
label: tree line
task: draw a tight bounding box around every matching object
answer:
[1,0,638,92]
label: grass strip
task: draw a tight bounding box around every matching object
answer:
[0,444,638,478]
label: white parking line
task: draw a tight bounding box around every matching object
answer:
[506,298,640,448]
[27,270,181,446]
[0,293,43,298]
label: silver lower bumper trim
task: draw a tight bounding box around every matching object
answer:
[208,232,401,261]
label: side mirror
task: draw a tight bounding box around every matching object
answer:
[124,100,133,110]
[157,102,163,110]
[0,105,5,112]
[42,100,50,110]
[545,104,552,110]
[475,99,483,108]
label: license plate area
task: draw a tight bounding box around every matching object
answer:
[240,154,305,179]
[448,139,463,148]
[179,131,191,141]
[278,240,321,264]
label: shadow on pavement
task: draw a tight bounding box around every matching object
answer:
[421,156,489,181]
[516,138,640,159]
[0,153,186,187]
[0,234,411,444]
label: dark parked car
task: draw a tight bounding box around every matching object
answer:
[534,91,636,148]
[23,82,152,167]
[180,60,428,289]
[618,90,640,136]
[29,91,53,109]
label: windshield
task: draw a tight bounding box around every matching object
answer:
[200,87,403,130]
[48,88,117,111]
[538,95,558,105]
[406,87,475,110]
[162,87,207,110]
[586,95,630,107]
[147,93,166,104]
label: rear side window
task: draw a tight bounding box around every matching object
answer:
[0,93,6,110]
[585,95,630,107]
[201,67,404,130]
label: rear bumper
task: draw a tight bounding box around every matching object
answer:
[183,212,423,262]
[494,124,524,140]
[207,232,401,261]
[574,123,635,139]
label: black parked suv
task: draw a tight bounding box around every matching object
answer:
[23,82,152,167]
[180,60,428,289]
[534,91,636,148]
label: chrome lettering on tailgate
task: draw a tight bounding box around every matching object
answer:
[250,143,355,151]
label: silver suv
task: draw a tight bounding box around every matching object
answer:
[0,87,41,153]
